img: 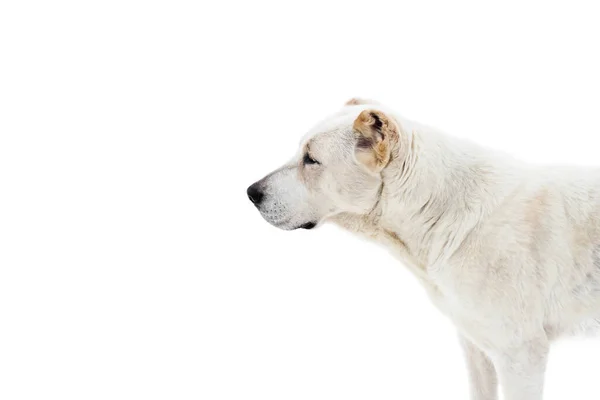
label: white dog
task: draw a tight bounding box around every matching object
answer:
[247,98,600,400]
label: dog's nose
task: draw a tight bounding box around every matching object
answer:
[247,183,264,206]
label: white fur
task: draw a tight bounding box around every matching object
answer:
[248,100,600,399]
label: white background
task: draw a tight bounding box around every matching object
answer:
[2,0,600,399]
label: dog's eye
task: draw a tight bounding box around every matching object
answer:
[303,153,320,165]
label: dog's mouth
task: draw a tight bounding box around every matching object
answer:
[256,209,318,231]
[297,221,316,230]
[265,216,318,231]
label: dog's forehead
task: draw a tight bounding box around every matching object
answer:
[299,111,358,148]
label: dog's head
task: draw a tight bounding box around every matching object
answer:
[247,99,401,230]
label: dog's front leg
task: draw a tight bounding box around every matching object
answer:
[491,338,549,400]
[459,335,498,400]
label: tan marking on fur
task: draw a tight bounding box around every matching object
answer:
[383,229,428,270]
[345,97,377,106]
[383,229,411,254]
[381,229,442,294]
[297,141,315,185]
[353,110,399,172]
[296,162,306,183]
[329,212,379,238]
[524,188,549,230]
[522,188,556,288]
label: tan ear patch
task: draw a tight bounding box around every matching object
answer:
[344,97,379,106]
[353,110,398,172]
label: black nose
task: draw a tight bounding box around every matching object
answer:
[247,183,264,206]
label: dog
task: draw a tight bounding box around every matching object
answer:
[247,98,600,400]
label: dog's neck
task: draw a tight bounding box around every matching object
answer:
[332,118,520,276]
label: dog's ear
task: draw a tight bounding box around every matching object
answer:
[353,109,398,173]
[345,97,379,106]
